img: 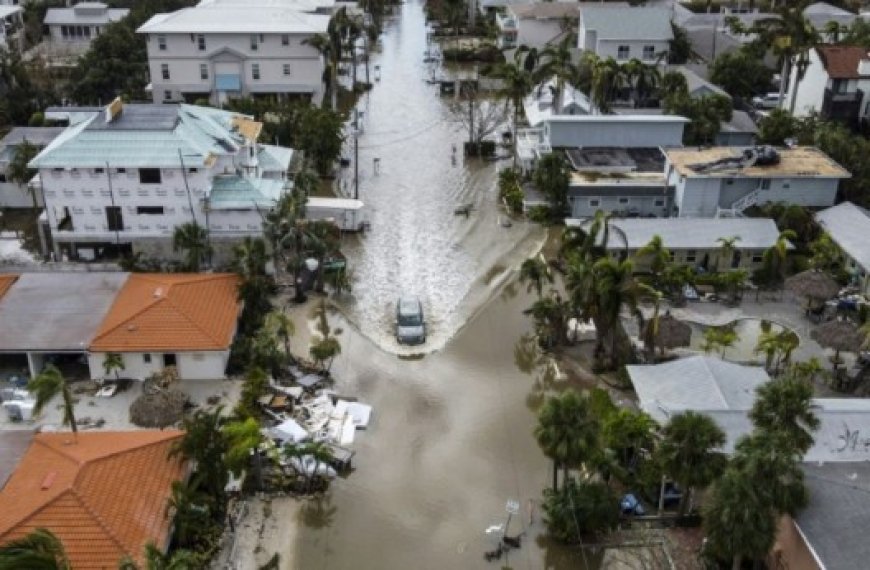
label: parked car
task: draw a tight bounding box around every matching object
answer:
[752,93,781,109]
[396,296,426,345]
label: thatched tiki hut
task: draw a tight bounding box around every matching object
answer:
[810,319,863,368]
[786,270,840,313]
[643,313,692,361]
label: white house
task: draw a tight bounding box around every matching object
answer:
[0,5,22,51]
[137,1,330,106]
[566,217,784,272]
[496,2,579,50]
[786,45,870,129]
[523,76,594,127]
[815,201,870,294]
[577,4,672,64]
[0,127,65,208]
[44,2,129,46]
[87,273,241,381]
[28,99,296,263]
[664,146,850,218]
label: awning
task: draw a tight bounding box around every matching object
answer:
[215,74,241,91]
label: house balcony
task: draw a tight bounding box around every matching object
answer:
[822,88,863,126]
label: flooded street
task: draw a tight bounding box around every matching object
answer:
[335,0,543,353]
[287,3,592,568]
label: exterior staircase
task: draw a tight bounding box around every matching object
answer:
[715,188,762,218]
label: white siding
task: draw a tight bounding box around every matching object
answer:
[787,48,830,117]
[594,39,669,64]
[88,350,229,380]
[546,119,685,147]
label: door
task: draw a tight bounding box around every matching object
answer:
[163,354,177,368]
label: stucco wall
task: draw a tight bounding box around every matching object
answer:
[88,350,229,381]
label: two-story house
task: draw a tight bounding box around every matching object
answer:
[137,1,330,106]
[44,2,129,46]
[785,45,870,130]
[577,4,672,64]
[0,126,65,208]
[664,146,850,218]
[496,2,579,50]
[28,99,296,263]
[0,5,22,51]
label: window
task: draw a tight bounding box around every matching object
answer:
[751,253,764,263]
[781,180,790,189]
[197,34,206,51]
[137,206,165,215]
[617,45,630,60]
[138,168,162,184]
[161,63,170,80]
[832,79,848,94]
[725,178,734,185]
[281,34,289,46]
[200,63,208,80]
[760,179,771,190]
[250,34,258,50]
[143,354,152,364]
[618,197,630,204]
[116,168,126,174]
[686,250,697,263]
[94,167,104,175]
[188,167,198,173]
[654,198,665,207]
[157,35,166,50]
[642,45,655,60]
[106,206,123,232]
[589,199,600,207]
[252,63,260,80]
[282,63,291,76]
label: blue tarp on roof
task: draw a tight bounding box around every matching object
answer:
[215,74,241,91]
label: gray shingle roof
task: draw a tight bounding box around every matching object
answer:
[565,217,782,251]
[579,5,673,41]
[815,201,870,272]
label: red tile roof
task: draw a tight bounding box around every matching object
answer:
[90,273,241,352]
[0,431,185,569]
[0,275,18,300]
[816,45,870,79]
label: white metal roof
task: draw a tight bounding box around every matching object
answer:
[815,201,870,272]
[579,5,673,41]
[138,5,330,34]
[565,217,783,250]
[306,196,364,210]
[44,5,129,26]
[0,5,22,20]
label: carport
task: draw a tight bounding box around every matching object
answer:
[0,272,129,380]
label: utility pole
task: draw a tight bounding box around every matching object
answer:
[353,108,359,200]
[104,162,120,250]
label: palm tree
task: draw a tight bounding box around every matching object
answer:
[118,544,199,570]
[656,411,726,516]
[102,353,124,381]
[223,417,263,489]
[534,389,600,491]
[304,34,338,109]
[749,373,819,455]
[170,408,229,502]
[823,20,848,43]
[285,441,335,493]
[761,229,796,288]
[29,365,77,440]
[586,54,624,113]
[703,466,778,570]
[635,234,669,285]
[538,36,579,114]
[0,527,69,570]
[265,310,295,357]
[731,431,809,516]
[661,263,695,306]
[639,288,663,362]
[165,479,213,549]
[519,255,553,298]
[715,235,741,271]
[310,336,341,373]
[524,293,570,349]
[172,222,211,272]
[592,257,642,368]
[754,327,799,375]
[488,51,535,167]
[701,326,739,358]
[6,139,40,208]
[622,58,659,108]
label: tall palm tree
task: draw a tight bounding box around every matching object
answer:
[534,389,600,491]
[222,417,263,489]
[172,222,211,272]
[592,257,642,368]
[701,326,739,358]
[487,50,535,167]
[703,466,778,570]
[761,229,796,287]
[170,408,229,502]
[715,235,741,271]
[732,431,809,516]
[0,527,69,570]
[265,310,295,357]
[524,293,569,349]
[165,479,213,549]
[586,54,624,114]
[656,411,727,516]
[538,35,579,114]
[29,365,77,440]
[749,373,819,455]
[635,234,670,285]
[102,352,124,381]
[519,255,553,298]
[6,139,40,208]
[304,34,338,109]
[622,58,660,108]
[754,327,799,375]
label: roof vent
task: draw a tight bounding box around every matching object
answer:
[154,287,163,298]
[41,472,56,490]
[127,324,138,332]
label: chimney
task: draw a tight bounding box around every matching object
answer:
[105,97,123,123]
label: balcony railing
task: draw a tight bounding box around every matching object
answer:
[822,88,863,124]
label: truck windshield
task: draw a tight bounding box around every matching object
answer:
[398,313,422,326]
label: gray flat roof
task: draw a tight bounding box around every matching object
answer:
[0,430,33,489]
[579,5,673,41]
[565,147,664,173]
[0,273,129,352]
[0,127,66,149]
[815,201,870,272]
[565,217,783,250]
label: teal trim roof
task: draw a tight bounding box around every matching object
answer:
[209,175,287,209]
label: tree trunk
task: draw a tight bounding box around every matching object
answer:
[677,486,690,517]
[732,554,742,570]
[552,460,558,491]
[777,56,789,110]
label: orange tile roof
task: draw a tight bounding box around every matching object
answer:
[0,274,18,300]
[0,431,185,570]
[90,273,241,352]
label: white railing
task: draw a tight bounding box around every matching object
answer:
[731,188,761,213]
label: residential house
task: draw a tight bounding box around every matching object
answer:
[28,100,296,263]
[612,106,758,147]
[137,1,330,105]
[0,127,65,208]
[786,45,870,129]
[44,2,129,46]
[664,146,849,218]
[523,76,594,127]
[87,273,241,381]
[815,201,870,294]
[566,217,784,272]
[577,4,672,64]
[0,5,22,51]
[626,355,870,570]
[0,430,186,569]
[496,2,579,50]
